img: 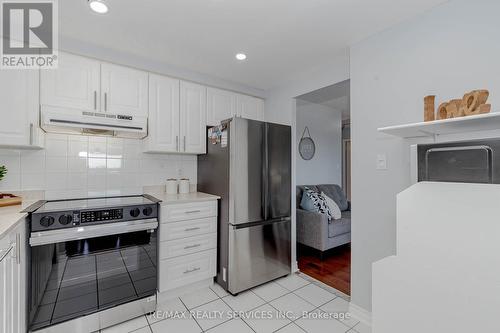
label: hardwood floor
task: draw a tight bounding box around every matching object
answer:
[297,243,351,295]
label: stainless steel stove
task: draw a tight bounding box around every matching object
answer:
[25,195,160,333]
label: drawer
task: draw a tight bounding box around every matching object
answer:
[159,217,216,241]
[159,249,216,292]
[159,233,217,260]
[161,201,217,223]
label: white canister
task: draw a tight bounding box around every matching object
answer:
[178,178,190,194]
[166,179,178,195]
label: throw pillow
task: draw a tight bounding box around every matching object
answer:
[300,187,333,221]
[322,192,342,220]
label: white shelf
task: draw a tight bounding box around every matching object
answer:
[378,112,500,138]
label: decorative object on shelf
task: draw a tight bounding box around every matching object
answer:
[0,165,6,182]
[178,178,190,194]
[299,126,315,160]
[434,89,491,120]
[166,179,178,195]
[0,194,22,207]
[424,95,436,121]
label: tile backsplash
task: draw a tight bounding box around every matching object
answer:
[0,133,197,199]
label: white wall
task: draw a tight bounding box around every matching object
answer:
[265,50,350,271]
[295,100,342,186]
[350,0,500,312]
[0,133,196,199]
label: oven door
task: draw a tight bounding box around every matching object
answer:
[28,219,158,332]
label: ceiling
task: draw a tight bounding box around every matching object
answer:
[59,0,448,90]
[297,80,350,120]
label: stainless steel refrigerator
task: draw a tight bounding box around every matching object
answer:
[198,117,292,294]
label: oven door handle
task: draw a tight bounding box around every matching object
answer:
[29,219,159,247]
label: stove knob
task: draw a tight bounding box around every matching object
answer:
[130,208,141,218]
[59,214,73,225]
[40,216,55,228]
[143,207,153,216]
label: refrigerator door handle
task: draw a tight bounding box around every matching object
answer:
[262,123,270,221]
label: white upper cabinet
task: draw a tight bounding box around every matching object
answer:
[236,94,265,121]
[0,69,43,148]
[145,74,180,153]
[180,81,207,154]
[206,87,237,126]
[100,63,148,117]
[41,52,100,113]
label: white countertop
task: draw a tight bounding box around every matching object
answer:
[146,191,220,204]
[0,200,36,239]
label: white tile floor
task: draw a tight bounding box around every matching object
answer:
[99,273,371,333]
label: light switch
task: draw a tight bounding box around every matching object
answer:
[376,154,387,170]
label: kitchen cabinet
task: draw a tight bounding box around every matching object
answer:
[0,220,27,333]
[41,52,100,113]
[0,69,43,148]
[101,63,148,117]
[206,87,237,126]
[236,93,265,121]
[180,81,207,154]
[144,79,207,154]
[158,199,217,297]
[41,52,148,117]
[144,74,180,153]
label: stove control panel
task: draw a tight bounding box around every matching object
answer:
[80,209,123,223]
[29,197,159,232]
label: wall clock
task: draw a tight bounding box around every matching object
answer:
[299,126,315,160]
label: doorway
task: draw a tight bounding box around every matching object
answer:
[294,80,352,295]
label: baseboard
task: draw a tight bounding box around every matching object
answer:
[349,302,372,326]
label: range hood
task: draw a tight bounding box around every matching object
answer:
[41,106,148,139]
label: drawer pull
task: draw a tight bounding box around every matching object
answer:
[185,210,201,214]
[184,244,201,250]
[185,227,201,232]
[183,267,201,274]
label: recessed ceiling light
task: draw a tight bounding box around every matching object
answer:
[235,53,247,61]
[89,0,109,14]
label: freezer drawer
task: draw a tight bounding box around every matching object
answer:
[228,219,291,294]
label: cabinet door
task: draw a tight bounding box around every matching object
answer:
[9,223,25,333]
[41,52,100,112]
[236,94,264,121]
[101,63,148,117]
[145,74,180,153]
[180,81,207,154]
[206,87,236,126]
[0,70,40,148]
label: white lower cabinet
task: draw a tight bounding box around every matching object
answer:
[0,220,27,333]
[158,200,218,294]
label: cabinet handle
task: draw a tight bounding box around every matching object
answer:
[29,123,34,145]
[176,136,179,152]
[183,136,186,152]
[104,92,108,111]
[184,244,201,250]
[185,227,200,232]
[94,91,97,110]
[183,267,201,274]
[0,244,14,263]
[185,210,201,214]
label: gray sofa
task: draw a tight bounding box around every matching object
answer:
[296,184,351,255]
